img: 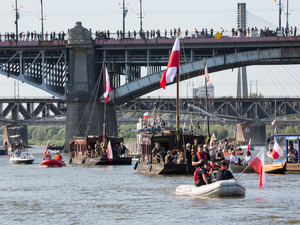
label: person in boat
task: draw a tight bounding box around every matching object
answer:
[216,161,235,181]
[177,151,184,164]
[86,145,92,158]
[243,151,254,166]
[192,144,211,169]
[209,142,217,160]
[55,152,62,161]
[95,140,102,157]
[15,148,22,157]
[191,139,198,157]
[194,162,211,187]
[185,143,192,163]
[230,151,240,165]
[117,142,128,157]
[224,139,228,152]
[216,147,225,162]
[165,150,173,164]
[288,149,296,163]
[152,142,165,163]
[209,159,220,182]
[45,151,52,160]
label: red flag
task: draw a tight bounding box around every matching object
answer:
[143,112,149,119]
[249,148,265,190]
[204,64,209,82]
[271,120,276,126]
[160,36,180,89]
[271,142,284,159]
[247,139,251,151]
[103,67,111,104]
[107,140,113,162]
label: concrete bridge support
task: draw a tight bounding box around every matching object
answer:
[236,123,266,146]
[64,22,118,150]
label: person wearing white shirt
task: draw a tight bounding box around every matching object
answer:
[230,151,239,165]
[244,151,254,165]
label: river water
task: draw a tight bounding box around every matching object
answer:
[0,146,299,224]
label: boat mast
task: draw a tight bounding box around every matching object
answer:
[204,58,210,138]
[103,62,107,140]
[275,99,277,134]
[176,34,180,145]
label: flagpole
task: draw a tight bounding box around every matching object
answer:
[204,58,210,139]
[236,163,251,179]
[176,45,180,146]
[103,62,107,140]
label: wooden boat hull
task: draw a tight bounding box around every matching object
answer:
[265,162,286,174]
[70,157,132,166]
[41,159,66,167]
[136,163,195,175]
[175,180,246,197]
[230,164,256,173]
[223,150,244,156]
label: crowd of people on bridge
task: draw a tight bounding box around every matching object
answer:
[0,25,298,42]
[0,31,66,42]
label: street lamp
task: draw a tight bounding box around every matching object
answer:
[40,0,44,41]
[14,0,19,41]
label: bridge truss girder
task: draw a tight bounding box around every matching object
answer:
[0,49,68,99]
[116,98,300,123]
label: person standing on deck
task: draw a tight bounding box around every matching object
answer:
[117,142,128,157]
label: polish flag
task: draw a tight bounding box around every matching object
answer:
[160,36,180,89]
[46,140,50,151]
[107,140,113,162]
[103,67,111,104]
[271,120,276,126]
[143,112,149,119]
[204,64,209,82]
[249,148,265,190]
[247,139,251,151]
[271,142,284,159]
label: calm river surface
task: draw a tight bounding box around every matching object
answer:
[1,146,299,224]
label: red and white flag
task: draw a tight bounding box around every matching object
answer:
[204,64,209,82]
[247,139,251,151]
[271,120,276,126]
[103,67,111,104]
[143,112,149,119]
[249,148,265,190]
[107,140,113,162]
[271,142,284,159]
[160,36,180,89]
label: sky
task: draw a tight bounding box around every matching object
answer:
[1,0,300,98]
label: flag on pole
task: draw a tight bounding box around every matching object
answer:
[160,36,180,89]
[107,140,113,162]
[143,112,149,119]
[271,120,276,126]
[103,67,111,104]
[247,139,251,151]
[204,64,209,82]
[249,148,265,190]
[271,141,284,159]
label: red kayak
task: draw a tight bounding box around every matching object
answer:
[41,159,66,167]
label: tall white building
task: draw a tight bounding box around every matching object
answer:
[193,84,215,98]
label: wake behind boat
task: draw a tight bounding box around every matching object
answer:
[175,180,246,197]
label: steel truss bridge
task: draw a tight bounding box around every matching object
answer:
[1,98,300,126]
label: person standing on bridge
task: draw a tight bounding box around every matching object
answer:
[164,29,167,38]
[294,26,297,36]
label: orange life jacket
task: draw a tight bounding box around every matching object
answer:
[56,154,61,161]
[193,167,210,183]
[196,151,207,161]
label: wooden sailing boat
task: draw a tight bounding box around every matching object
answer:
[135,33,205,174]
[69,63,132,165]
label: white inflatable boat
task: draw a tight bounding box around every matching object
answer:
[175,180,246,197]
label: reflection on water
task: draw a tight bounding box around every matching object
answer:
[0,146,300,224]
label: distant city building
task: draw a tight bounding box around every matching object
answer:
[193,84,215,98]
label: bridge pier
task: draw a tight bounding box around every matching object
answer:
[64,22,118,151]
[236,123,266,146]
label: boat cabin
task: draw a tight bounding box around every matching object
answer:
[69,135,123,158]
[140,129,205,164]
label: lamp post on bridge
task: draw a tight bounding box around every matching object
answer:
[40,0,44,41]
[14,0,19,41]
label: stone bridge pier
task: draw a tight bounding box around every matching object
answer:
[236,123,266,146]
[64,22,117,150]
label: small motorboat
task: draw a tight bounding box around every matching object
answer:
[223,150,244,156]
[175,180,246,197]
[41,159,66,167]
[9,152,34,164]
[240,144,255,151]
[230,163,256,173]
